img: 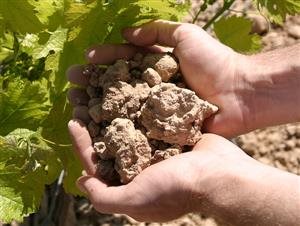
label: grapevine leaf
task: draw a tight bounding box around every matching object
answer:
[0,78,51,136]
[61,150,84,196]
[20,28,67,62]
[0,169,42,223]
[254,0,300,24]
[32,28,68,60]
[46,0,190,96]
[63,1,94,30]
[214,16,262,53]
[0,32,14,61]
[0,0,44,34]
[0,129,62,223]
[41,92,83,195]
[41,92,72,147]
[28,0,64,26]
[64,0,190,50]
[45,42,82,94]
[19,34,40,57]
[0,15,4,35]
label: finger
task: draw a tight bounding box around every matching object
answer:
[67,88,89,106]
[77,176,134,214]
[122,20,194,47]
[68,120,97,175]
[86,44,172,65]
[72,105,91,125]
[86,44,140,64]
[67,65,89,87]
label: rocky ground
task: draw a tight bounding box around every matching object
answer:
[72,1,300,226]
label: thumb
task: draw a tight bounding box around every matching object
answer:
[77,176,134,214]
[122,20,194,47]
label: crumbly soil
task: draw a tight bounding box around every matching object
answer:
[84,52,218,184]
[76,1,300,225]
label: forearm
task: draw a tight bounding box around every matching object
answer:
[238,44,300,132]
[195,160,300,225]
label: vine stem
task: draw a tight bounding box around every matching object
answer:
[192,6,203,24]
[203,0,236,30]
[41,137,72,147]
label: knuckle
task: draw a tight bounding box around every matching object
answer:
[174,23,202,41]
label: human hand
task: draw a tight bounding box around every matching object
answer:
[66,20,259,138]
[67,20,300,140]
[68,120,300,225]
[67,118,258,222]
[66,20,300,224]
[120,20,252,138]
[121,21,300,137]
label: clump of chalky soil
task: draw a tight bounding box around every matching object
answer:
[82,52,218,184]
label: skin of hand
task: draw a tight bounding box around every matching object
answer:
[120,20,300,137]
[66,20,300,225]
[68,20,300,139]
[67,20,249,138]
[68,121,300,225]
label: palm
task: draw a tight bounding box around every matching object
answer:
[173,26,248,137]
[122,153,194,222]
[68,118,197,222]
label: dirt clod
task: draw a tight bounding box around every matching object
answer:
[141,53,179,82]
[84,53,218,183]
[140,83,218,145]
[151,145,182,164]
[142,68,162,87]
[104,118,152,184]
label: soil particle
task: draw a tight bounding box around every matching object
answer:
[142,68,162,87]
[84,53,218,184]
[140,83,218,145]
[287,25,300,39]
[151,145,182,164]
[140,53,179,82]
[103,118,152,184]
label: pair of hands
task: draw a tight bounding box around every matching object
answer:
[67,20,299,223]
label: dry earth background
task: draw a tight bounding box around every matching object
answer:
[2,0,300,225]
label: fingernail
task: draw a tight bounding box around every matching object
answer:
[86,49,96,59]
[82,170,88,176]
[68,120,77,129]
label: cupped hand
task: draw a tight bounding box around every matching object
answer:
[68,118,259,222]
[65,21,255,221]
[70,20,253,138]
[66,21,300,224]
[121,20,253,138]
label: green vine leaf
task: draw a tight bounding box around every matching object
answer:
[0,129,62,223]
[41,92,83,195]
[0,78,51,136]
[28,0,64,26]
[253,0,300,24]
[0,0,44,34]
[214,16,262,53]
[33,28,68,60]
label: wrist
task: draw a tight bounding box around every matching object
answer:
[191,153,300,225]
[184,145,259,213]
[235,47,300,132]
